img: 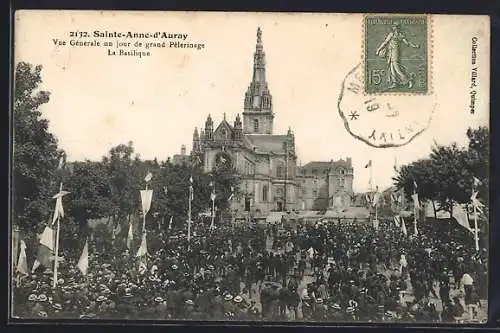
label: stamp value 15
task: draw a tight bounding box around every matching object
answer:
[364,15,429,94]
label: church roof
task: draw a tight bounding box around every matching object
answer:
[244,134,289,154]
[299,160,352,172]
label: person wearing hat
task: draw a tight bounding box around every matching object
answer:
[182,299,195,319]
[31,294,47,318]
[210,288,224,320]
[21,293,37,318]
[327,303,344,321]
[301,294,312,320]
[194,288,211,319]
[222,293,235,317]
[313,298,327,321]
[232,295,248,320]
[51,303,64,318]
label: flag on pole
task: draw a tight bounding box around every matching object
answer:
[168,216,173,230]
[473,177,482,188]
[127,221,133,249]
[365,194,371,206]
[140,190,154,216]
[57,155,65,169]
[144,172,153,183]
[16,240,29,276]
[471,191,484,215]
[77,238,89,276]
[372,187,380,207]
[364,160,372,168]
[411,192,420,210]
[393,215,400,227]
[33,226,55,271]
[136,232,148,257]
[51,185,69,225]
[210,191,216,201]
[401,217,408,236]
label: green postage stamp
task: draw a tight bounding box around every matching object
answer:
[364,15,429,94]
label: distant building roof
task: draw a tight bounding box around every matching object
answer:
[299,159,352,174]
[244,134,289,154]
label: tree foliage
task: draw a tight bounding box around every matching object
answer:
[393,126,489,217]
[13,62,64,230]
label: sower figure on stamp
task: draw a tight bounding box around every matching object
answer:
[375,22,420,89]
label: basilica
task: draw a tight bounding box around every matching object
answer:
[184,27,354,214]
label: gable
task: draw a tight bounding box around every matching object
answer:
[213,120,233,140]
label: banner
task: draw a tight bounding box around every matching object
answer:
[140,190,153,215]
[16,240,29,276]
[77,239,89,276]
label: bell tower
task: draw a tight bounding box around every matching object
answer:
[242,27,274,135]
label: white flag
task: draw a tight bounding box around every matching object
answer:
[77,239,89,276]
[168,216,173,230]
[473,177,482,188]
[140,190,153,215]
[136,232,148,257]
[144,172,153,183]
[40,226,55,251]
[210,191,216,201]
[411,193,420,210]
[401,217,408,236]
[471,191,484,214]
[393,215,400,227]
[16,240,29,276]
[51,184,69,225]
[372,187,380,207]
[127,222,133,250]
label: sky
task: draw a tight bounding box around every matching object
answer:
[14,11,490,192]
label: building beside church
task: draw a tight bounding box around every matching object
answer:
[188,27,354,214]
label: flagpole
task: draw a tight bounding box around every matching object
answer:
[211,186,216,230]
[474,204,479,251]
[53,217,60,289]
[52,182,64,289]
[369,163,373,193]
[188,186,192,243]
[413,200,418,236]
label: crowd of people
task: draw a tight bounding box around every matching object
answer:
[12,215,487,323]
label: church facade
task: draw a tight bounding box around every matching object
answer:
[188,27,354,214]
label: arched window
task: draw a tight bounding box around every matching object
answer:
[253,119,259,132]
[276,164,283,178]
[262,185,268,202]
[221,129,226,138]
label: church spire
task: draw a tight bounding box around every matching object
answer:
[243,27,274,135]
[252,27,266,87]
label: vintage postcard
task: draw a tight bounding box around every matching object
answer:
[11,11,489,324]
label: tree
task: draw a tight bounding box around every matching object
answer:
[13,62,64,231]
[65,160,113,226]
[393,126,489,219]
